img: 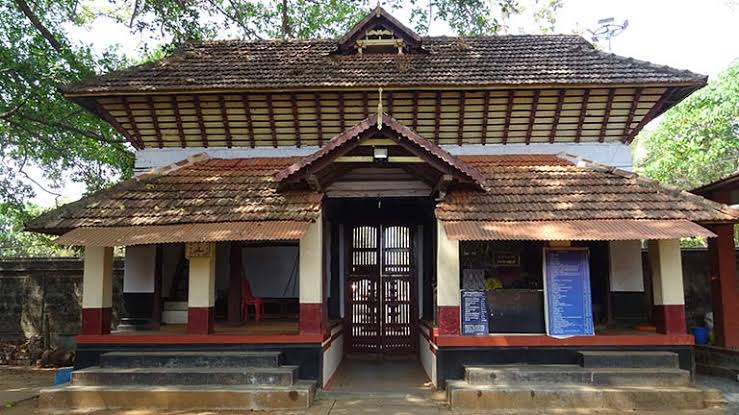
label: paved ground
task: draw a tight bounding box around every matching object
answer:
[0,363,736,414]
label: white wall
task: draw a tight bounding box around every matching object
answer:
[419,325,437,387]
[608,240,645,292]
[123,245,156,293]
[134,142,633,173]
[321,324,344,387]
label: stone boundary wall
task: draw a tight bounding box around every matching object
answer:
[0,257,124,350]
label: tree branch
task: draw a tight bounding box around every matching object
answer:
[15,0,67,54]
[0,97,28,120]
[15,113,130,147]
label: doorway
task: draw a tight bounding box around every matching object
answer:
[346,224,416,354]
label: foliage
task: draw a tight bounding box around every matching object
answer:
[0,203,74,257]
[634,60,739,190]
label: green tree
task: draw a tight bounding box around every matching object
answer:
[634,60,739,190]
[0,203,74,256]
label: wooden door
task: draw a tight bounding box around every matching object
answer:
[346,224,416,354]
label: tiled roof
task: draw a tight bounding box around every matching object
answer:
[62,35,705,95]
[436,155,738,223]
[25,155,322,235]
[27,154,737,237]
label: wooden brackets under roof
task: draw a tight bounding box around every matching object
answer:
[337,6,423,54]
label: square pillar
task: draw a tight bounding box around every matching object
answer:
[647,239,687,334]
[81,246,114,335]
[708,224,739,348]
[186,242,216,335]
[436,220,460,335]
[299,213,325,335]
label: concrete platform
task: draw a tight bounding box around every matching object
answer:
[577,351,680,368]
[72,365,298,386]
[446,381,726,411]
[465,364,691,386]
[99,350,282,368]
[38,381,316,412]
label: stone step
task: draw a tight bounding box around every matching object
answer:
[577,351,679,368]
[446,380,725,411]
[695,346,739,368]
[72,365,298,386]
[99,351,282,369]
[464,364,691,386]
[38,381,316,411]
[696,363,739,382]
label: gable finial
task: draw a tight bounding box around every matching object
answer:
[375,0,382,13]
[377,87,383,129]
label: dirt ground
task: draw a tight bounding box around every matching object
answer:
[0,366,56,413]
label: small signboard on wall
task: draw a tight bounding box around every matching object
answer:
[461,290,489,336]
[542,247,594,337]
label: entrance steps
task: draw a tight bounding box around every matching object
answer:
[39,351,315,412]
[447,351,726,412]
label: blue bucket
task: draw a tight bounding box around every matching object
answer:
[691,326,709,345]
[54,367,73,385]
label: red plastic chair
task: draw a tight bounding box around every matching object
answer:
[241,275,264,322]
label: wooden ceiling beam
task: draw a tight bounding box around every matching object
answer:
[121,96,144,148]
[624,88,676,143]
[574,89,590,143]
[502,90,514,145]
[218,95,233,148]
[457,91,465,145]
[338,92,345,131]
[387,90,394,115]
[481,90,490,145]
[622,87,643,141]
[266,93,277,148]
[599,88,616,143]
[169,96,186,148]
[549,89,565,144]
[192,95,208,148]
[411,91,419,131]
[314,92,324,146]
[146,96,164,149]
[241,94,255,148]
[291,93,302,148]
[525,90,540,145]
[434,91,441,144]
[362,91,369,118]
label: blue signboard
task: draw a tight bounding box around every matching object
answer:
[543,248,594,337]
[461,290,489,336]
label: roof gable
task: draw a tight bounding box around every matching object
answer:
[275,112,485,190]
[337,6,423,54]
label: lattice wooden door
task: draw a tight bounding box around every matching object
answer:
[346,224,416,354]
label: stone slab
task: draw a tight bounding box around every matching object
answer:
[73,365,298,386]
[577,351,679,368]
[99,350,282,368]
[465,364,690,386]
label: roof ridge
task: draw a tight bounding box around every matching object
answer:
[136,152,210,179]
[556,153,739,221]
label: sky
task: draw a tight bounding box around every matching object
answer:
[30,0,739,206]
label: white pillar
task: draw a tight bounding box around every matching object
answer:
[436,220,460,335]
[647,239,686,334]
[81,246,114,335]
[185,242,216,334]
[299,212,324,334]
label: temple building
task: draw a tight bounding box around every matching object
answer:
[27,6,738,412]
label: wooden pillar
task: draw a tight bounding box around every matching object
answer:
[186,242,216,335]
[708,223,739,348]
[81,246,114,335]
[227,242,243,325]
[647,239,687,334]
[436,220,460,335]
[299,213,325,335]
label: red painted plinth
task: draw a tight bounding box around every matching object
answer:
[299,303,324,335]
[654,304,686,334]
[187,307,214,335]
[437,305,460,335]
[81,307,112,335]
[708,223,739,348]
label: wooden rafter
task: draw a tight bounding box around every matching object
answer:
[362,91,369,118]
[433,91,441,144]
[599,88,616,143]
[121,96,144,148]
[315,92,324,146]
[625,89,675,143]
[549,89,565,144]
[169,96,186,148]
[574,89,591,143]
[387,91,394,115]
[146,96,163,148]
[411,91,419,131]
[481,90,490,145]
[291,93,302,148]
[218,95,233,148]
[338,92,345,131]
[501,90,514,145]
[622,87,643,141]
[525,90,540,145]
[192,95,208,147]
[457,91,465,145]
[266,93,277,147]
[241,94,255,148]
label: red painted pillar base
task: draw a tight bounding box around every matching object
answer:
[299,303,324,335]
[187,307,214,335]
[708,223,739,348]
[437,305,460,335]
[81,307,112,335]
[654,304,687,334]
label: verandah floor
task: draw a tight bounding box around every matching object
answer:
[111,320,299,336]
